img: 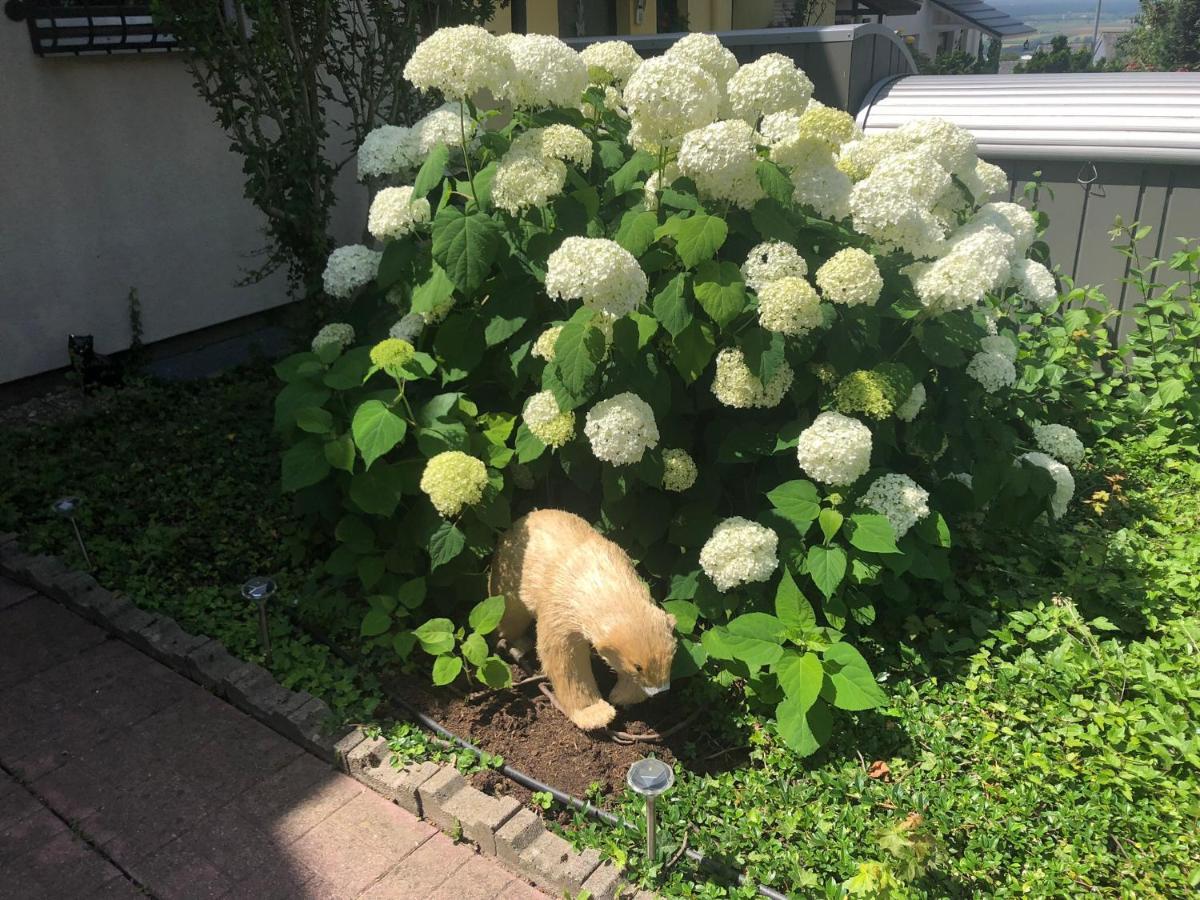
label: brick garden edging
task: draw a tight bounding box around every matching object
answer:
[0,533,651,900]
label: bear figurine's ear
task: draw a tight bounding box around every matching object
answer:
[665,613,677,630]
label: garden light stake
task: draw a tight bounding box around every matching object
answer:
[241,576,276,660]
[627,757,674,860]
[50,496,91,570]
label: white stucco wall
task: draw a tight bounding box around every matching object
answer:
[0,25,367,384]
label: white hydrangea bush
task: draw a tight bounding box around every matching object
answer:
[277,28,1084,751]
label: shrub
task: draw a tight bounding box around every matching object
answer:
[275,28,1085,755]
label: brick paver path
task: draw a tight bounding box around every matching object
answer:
[0,577,551,899]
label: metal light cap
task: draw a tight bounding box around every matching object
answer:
[51,496,81,517]
[241,576,277,604]
[627,758,674,797]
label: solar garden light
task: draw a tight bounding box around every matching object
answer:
[50,496,91,570]
[627,757,674,860]
[241,576,276,659]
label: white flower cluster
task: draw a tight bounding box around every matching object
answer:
[311,322,355,353]
[909,224,1015,312]
[1021,451,1075,519]
[500,33,588,109]
[367,186,431,241]
[584,393,659,465]
[797,101,860,152]
[389,314,424,344]
[357,125,419,181]
[414,103,477,158]
[759,111,801,145]
[532,125,593,167]
[522,391,576,449]
[791,166,853,220]
[741,241,807,293]
[895,383,927,422]
[727,52,812,122]
[403,25,515,100]
[814,248,883,307]
[699,517,779,592]
[676,119,764,209]
[531,325,563,361]
[642,163,679,212]
[981,334,1017,360]
[972,202,1037,260]
[1012,258,1058,308]
[963,161,1008,201]
[580,40,642,86]
[493,153,566,214]
[545,237,648,319]
[859,473,930,538]
[966,348,1017,393]
[711,348,794,409]
[322,245,381,299]
[757,277,822,336]
[662,449,698,492]
[420,451,489,518]
[623,55,719,151]
[849,147,951,255]
[796,411,872,486]
[1033,423,1084,467]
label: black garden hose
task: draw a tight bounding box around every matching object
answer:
[284,608,791,900]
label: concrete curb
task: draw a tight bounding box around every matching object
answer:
[0,540,648,900]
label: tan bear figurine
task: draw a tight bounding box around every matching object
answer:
[490,509,677,731]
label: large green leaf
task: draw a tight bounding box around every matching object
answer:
[662,599,699,634]
[294,407,332,434]
[360,608,392,637]
[414,617,455,655]
[468,594,507,634]
[806,545,847,599]
[281,438,331,492]
[349,463,405,516]
[410,263,456,317]
[351,400,408,470]
[671,319,717,383]
[776,651,823,710]
[767,480,821,531]
[427,520,465,569]
[776,696,833,756]
[848,513,901,554]
[432,655,464,686]
[482,289,529,346]
[673,214,728,268]
[432,207,502,294]
[652,273,692,338]
[614,209,659,257]
[702,613,785,669]
[554,317,605,393]
[460,632,489,666]
[693,260,747,328]
[477,656,514,688]
[413,143,449,198]
[775,568,817,630]
[324,433,356,473]
[822,642,887,710]
[756,160,793,204]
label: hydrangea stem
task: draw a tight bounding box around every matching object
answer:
[458,98,479,209]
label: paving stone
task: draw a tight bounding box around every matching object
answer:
[415,765,470,833]
[495,807,545,868]
[447,789,522,856]
[136,616,208,669]
[0,595,108,690]
[180,802,317,893]
[73,586,135,626]
[288,792,435,899]
[280,696,340,761]
[24,553,69,586]
[0,803,127,898]
[40,569,100,607]
[580,857,623,899]
[235,752,364,845]
[345,735,390,779]
[183,639,243,692]
[358,758,440,816]
[0,575,37,610]
[124,833,236,900]
[424,853,524,900]
[107,605,157,643]
[516,829,579,893]
[358,831,473,898]
[85,874,150,899]
[223,660,292,718]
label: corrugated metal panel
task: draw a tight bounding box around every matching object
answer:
[930,0,1035,37]
[857,73,1200,163]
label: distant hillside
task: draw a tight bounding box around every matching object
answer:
[989,0,1138,45]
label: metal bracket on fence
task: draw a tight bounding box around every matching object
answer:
[1077,162,1099,187]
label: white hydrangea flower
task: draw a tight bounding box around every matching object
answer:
[792,165,853,221]
[895,117,977,176]
[742,242,808,293]
[662,449,698,492]
[711,348,794,409]
[859,473,930,538]
[1021,451,1075,519]
[420,451,488,518]
[980,334,1017,362]
[759,110,802,145]
[849,147,951,255]
[971,202,1037,260]
[580,40,643,86]
[727,52,813,122]
[665,32,739,90]
[322,245,381,299]
[367,186,431,241]
[389,314,424,344]
[545,237,648,319]
[836,129,910,181]
[963,160,1008,201]
[311,322,355,353]
[357,125,419,181]
[966,350,1017,393]
[699,517,780,592]
[584,392,659,465]
[492,152,567,214]
[531,325,563,361]
[757,277,822,336]
[1033,423,1085,467]
[676,119,765,209]
[499,33,588,109]
[910,224,1015,313]
[531,124,593,168]
[403,25,515,99]
[414,103,476,158]
[522,391,576,449]
[623,56,720,151]
[1013,258,1058,308]
[795,411,872,486]
[797,101,860,151]
[895,383,927,422]
[814,248,883,307]
[772,133,834,171]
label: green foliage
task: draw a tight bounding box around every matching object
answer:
[1119,0,1200,71]
[1014,35,1113,74]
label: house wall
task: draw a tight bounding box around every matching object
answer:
[0,24,368,385]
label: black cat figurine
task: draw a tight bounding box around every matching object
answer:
[67,334,123,394]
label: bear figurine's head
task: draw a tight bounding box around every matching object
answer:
[594,604,677,697]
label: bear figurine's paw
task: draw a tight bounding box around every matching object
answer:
[569,700,616,731]
[609,678,647,707]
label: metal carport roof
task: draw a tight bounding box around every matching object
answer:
[931,0,1036,38]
